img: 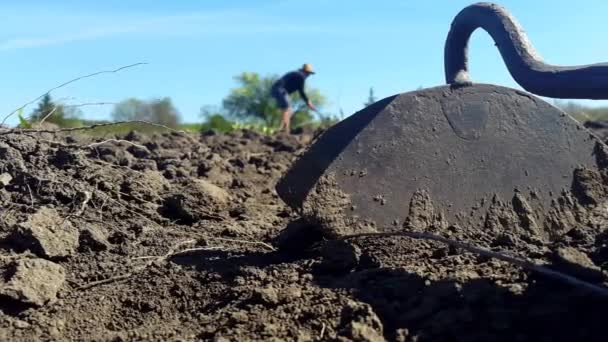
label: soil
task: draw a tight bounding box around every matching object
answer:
[1,124,608,341]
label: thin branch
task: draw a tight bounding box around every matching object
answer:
[0,120,184,136]
[341,231,608,298]
[76,239,196,290]
[319,323,326,340]
[75,191,92,216]
[168,246,228,256]
[2,62,147,125]
[38,106,59,125]
[25,184,34,207]
[64,102,117,108]
[202,236,276,251]
[86,139,148,150]
[38,102,117,125]
[132,242,229,260]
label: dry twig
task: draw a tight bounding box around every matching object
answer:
[75,191,92,216]
[201,236,276,251]
[25,184,34,207]
[86,139,148,150]
[0,120,183,136]
[319,323,326,340]
[38,106,59,125]
[2,63,147,125]
[37,102,117,125]
[77,239,196,290]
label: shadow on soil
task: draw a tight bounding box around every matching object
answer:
[314,266,608,341]
[169,218,608,341]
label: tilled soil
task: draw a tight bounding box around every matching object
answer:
[1,126,608,341]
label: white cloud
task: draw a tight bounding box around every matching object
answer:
[0,27,136,50]
[0,9,340,51]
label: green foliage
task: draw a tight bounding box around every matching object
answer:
[231,121,277,135]
[201,114,235,133]
[17,108,32,128]
[178,123,205,133]
[111,97,181,128]
[221,71,328,128]
[553,100,608,122]
[28,94,83,127]
[316,114,341,128]
[364,87,377,107]
[199,105,234,133]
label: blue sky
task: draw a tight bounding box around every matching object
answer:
[1,0,608,126]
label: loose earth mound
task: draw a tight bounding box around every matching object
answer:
[0,125,607,341]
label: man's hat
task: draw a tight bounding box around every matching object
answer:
[302,63,315,74]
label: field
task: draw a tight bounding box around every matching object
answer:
[0,125,607,341]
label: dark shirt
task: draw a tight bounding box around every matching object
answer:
[273,70,310,103]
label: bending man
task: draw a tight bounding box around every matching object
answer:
[271,63,317,133]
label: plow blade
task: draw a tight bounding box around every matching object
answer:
[276,84,605,237]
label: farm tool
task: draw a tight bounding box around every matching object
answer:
[276,2,608,237]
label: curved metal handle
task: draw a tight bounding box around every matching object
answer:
[445,2,608,99]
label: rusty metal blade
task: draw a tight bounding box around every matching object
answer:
[276,84,605,237]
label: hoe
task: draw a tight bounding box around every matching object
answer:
[276,2,608,238]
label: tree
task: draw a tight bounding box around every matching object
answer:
[363,87,377,107]
[29,94,82,127]
[148,97,180,128]
[199,105,234,132]
[552,100,608,122]
[111,97,181,127]
[221,72,328,128]
[111,98,146,122]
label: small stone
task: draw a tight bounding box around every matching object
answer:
[342,321,384,342]
[13,320,30,329]
[0,258,66,307]
[79,225,109,252]
[0,172,12,187]
[281,286,303,301]
[339,301,384,341]
[14,207,79,259]
[252,287,279,306]
[394,328,410,342]
[229,310,249,323]
[204,168,234,188]
[493,233,517,247]
[192,179,230,204]
[160,178,231,224]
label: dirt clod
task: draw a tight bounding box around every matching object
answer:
[252,286,280,306]
[552,247,605,282]
[0,173,12,187]
[572,167,606,205]
[0,258,66,307]
[78,225,109,252]
[13,207,79,260]
[405,190,447,230]
[318,240,361,273]
[1,127,608,340]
